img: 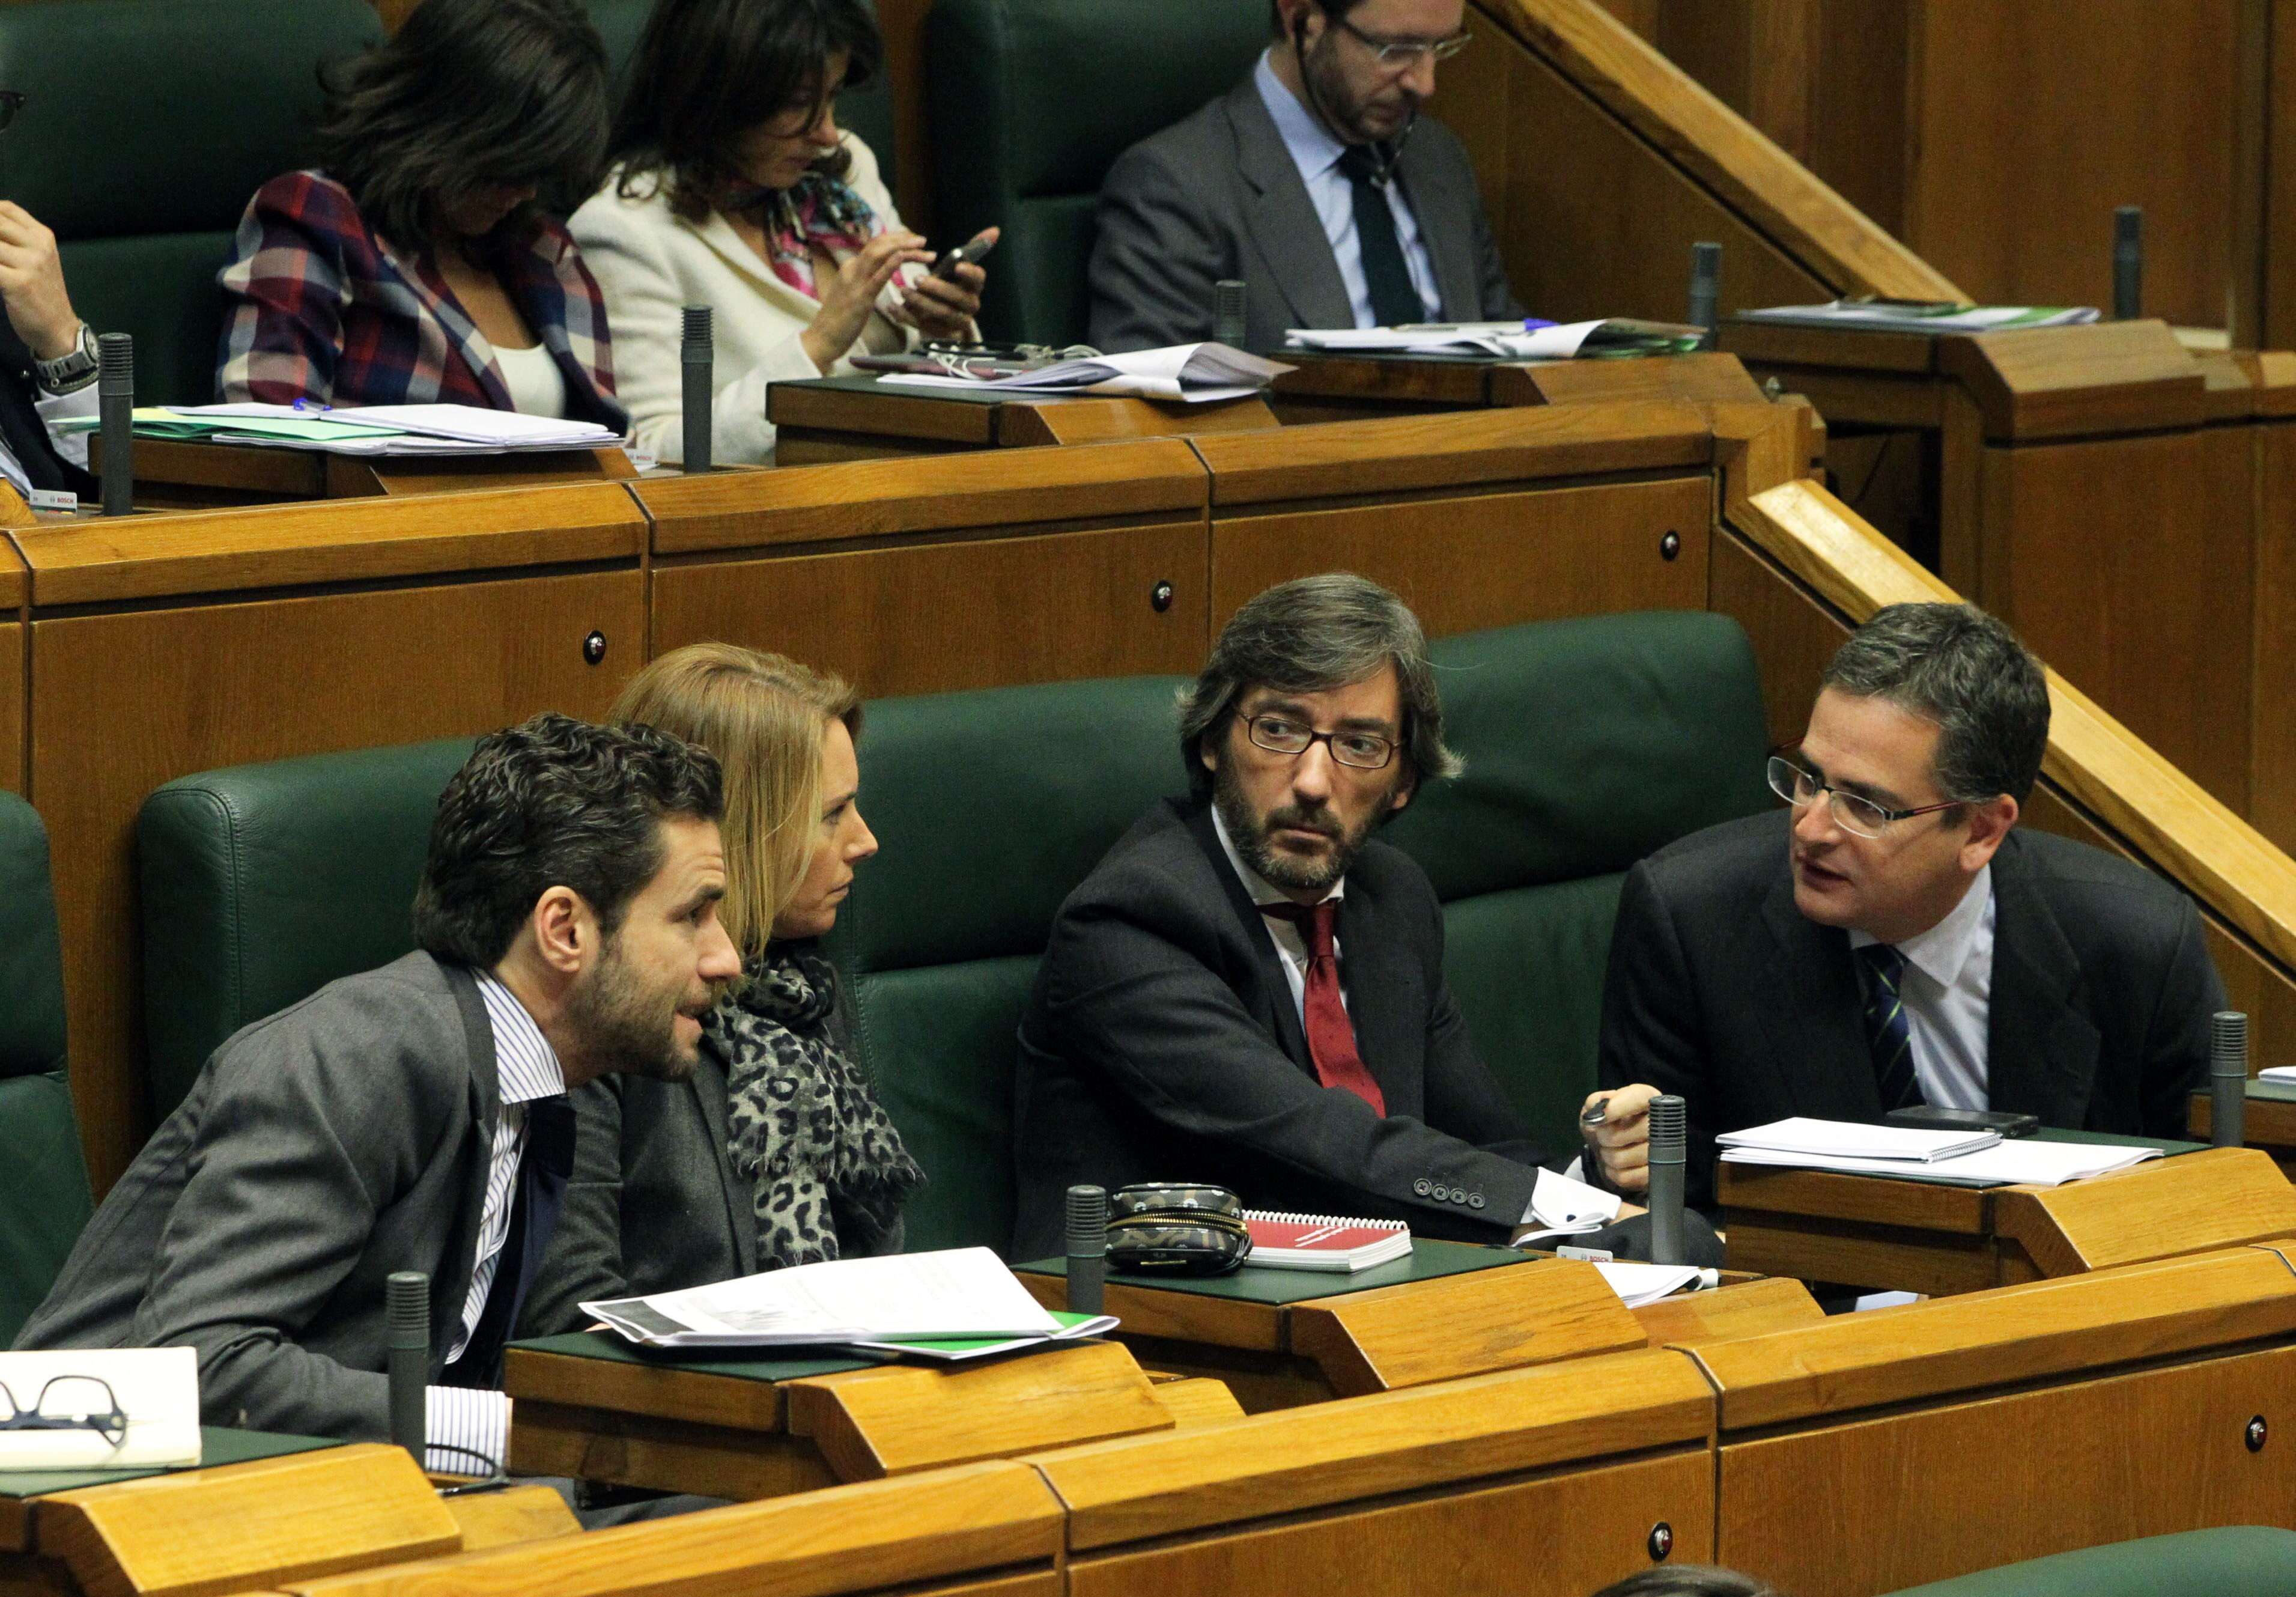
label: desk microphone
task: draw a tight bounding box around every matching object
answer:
[681,304,713,473]
[2113,206,2143,321]
[1066,1184,1108,1315]
[1687,244,1721,351]
[1647,1095,1687,1266]
[2212,1010,2249,1149]
[97,333,133,516]
[386,1270,428,1465]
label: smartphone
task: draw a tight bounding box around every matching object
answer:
[1884,1106,2040,1138]
[931,228,999,281]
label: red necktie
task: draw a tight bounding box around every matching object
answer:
[1260,899,1387,1115]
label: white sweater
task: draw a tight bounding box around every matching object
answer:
[570,135,916,466]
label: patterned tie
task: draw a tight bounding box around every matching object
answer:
[1259,899,1388,1115]
[1857,943,1924,1112]
[1334,144,1426,327]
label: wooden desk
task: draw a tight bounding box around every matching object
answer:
[1719,1143,2296,1295]
[2191,1078,2296,1173]
[88,436,639,510]
[1269,348,1769,424]
[501,1332,1184,1501]
[768,376,1279,466]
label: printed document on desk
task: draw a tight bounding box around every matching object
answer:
[0,1346,201,1471]
[875,342,1292,403]
[144,402,621,456]
[1287,318,1704,358]
[584,1247,1065,1349]
[1720,1139,2163,1187]
[1717,1116,2000,1162]
[1737,301,2100,332]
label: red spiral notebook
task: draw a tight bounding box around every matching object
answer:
[1241,1209,1413,1272]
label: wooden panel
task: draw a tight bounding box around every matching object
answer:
[35,570,642,1191]
[997,396,1279,448]
[506,1401,833,1503]
[439,1486,577,1553]
[2268,0,2296,350]
[637,441,1205,555]
[1034,1346,1712,1550]
[1936,322,2208,442]
[1478,0,1957,302]
[1634,1276,1824,1346]
[0,619,20,795]
[1286,1258,1648,1396]
[11,485,644,607]
[0,537,25,607]
[1192,403,1710,506]
[1016,1273,1285,1355]
[1210,477,1711,640]
[281,1462,1065,1597]
[1722,1214,1998,1299]
[1066,1447,1710,1597]
[1903,1,2237,332]
[37,1446,457,1597]
[503,1348,788,1434]
[2252,421,2296,853]
[765,385,999,446]
[1716,1165,1990,1235]
[783,1342,1171,1480]
[652,522,1207,701]
[1695,1247,2296,1430]
[1493,351,1769,408]
[1719,1345,2296,1595]
[1150,1379,1247,1431]
[1991,1148,2296,1276]
[1707,524,1842,746]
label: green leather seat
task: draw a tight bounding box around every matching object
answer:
[0,0,384,406]
[1884,1528,2296,1596]
[925,0,1269,345]
[0,791,91,1345]
[138,737,475,1124]
[585,0,898,192]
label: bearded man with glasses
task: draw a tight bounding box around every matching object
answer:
[1087,0,1520,353]
[1011,574,1716,1266]
[1588,603,2223,1206]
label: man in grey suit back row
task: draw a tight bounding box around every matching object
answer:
[1089,0,1520,353]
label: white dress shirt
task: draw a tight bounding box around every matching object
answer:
[1850,866,1997,1111]
[1212,805,1349,1029]
[0,380,97,499]
[1253,49,1442,329]
[424,973,568,1477]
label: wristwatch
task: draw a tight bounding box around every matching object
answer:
[32,321,97,395]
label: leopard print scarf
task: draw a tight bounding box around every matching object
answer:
[708,945,923,1270]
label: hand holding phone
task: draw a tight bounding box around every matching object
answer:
[932,227,1000,281]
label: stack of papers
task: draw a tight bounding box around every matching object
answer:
[1593,1261,1707,1309]
[1736,301,2101,333]
[1513,1166,1624,1246]
[2257,1066,2296,1084]
[1717,1118,2164,1187]
[0,1347,201,1471]
[1286,318,1705,359]
[875,342,1291,403]
[71,402,624,457]
[584,1247,1108,1355]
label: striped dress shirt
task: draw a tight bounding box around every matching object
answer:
[424,975,566,1477]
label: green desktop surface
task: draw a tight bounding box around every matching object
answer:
[2246,1079,2296,1104]
[508,1330,880,1384]
[0,1426,338,1500]
[1018,1236,1532,1307]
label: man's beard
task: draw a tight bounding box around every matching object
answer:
[1212,758,1392,896]
[563,933,700,1084]
[1305,35,1420,146]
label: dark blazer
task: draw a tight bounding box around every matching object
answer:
[16,953,504,1440]
[520,965,897,1335]
[0,321,95,498]
[1011,799,1548,1261]
[1597,811,2226,1203]
[1087,76,1522,354]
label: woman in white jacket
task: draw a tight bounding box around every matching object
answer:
[571,0,990,464]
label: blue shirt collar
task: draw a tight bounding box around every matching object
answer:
[1254,48,1348,183]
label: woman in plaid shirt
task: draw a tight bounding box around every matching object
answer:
[215,0,628,430]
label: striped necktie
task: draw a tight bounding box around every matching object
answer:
[1857,943,1923,1111]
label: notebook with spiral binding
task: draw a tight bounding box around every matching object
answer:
[1240,1209,1412,1272]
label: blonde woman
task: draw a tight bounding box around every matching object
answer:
[521,643,920,1333]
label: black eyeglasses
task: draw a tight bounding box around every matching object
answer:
[1767,744,1966,840]
[0,1375,128,1449]
[0,93,24,135]
[1330,15,1471,68]
[1245,712,1397,771]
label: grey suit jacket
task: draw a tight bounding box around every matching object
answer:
[520,964,897,1336]
[16,952,500,1441]
[1089,75,1522,354]
[1597,812,2226,1204]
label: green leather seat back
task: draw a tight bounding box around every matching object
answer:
[138,738,476,1124]
[1885,1528,2296,1597]
[0,792,91,1345]
[585,0,897,194]
[1394,613,1773,1155]
[0,0,384,404]
[826,677,1192,1252]
[925,0,1269,345]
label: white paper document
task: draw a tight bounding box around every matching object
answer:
[0,1346,201,1472]
[1593,1261,1706,1309]
[1716,1117,2000,1162]
[1513,1166,1624,1245]
[1284,318,1704,359]
[583,1247,1064,1349]
[875,342,1292,403]
[2259,1066,2296,1084]
[1720,1139,2163,1188]
[1736,301,2100,332]
[159,401,622,456]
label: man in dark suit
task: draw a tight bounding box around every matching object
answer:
[1588,603,2224,1205]
[0,91,98,499]
[17,714,741,1478]
[1087,0,1520,353]
[1013,574,1711,1264]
